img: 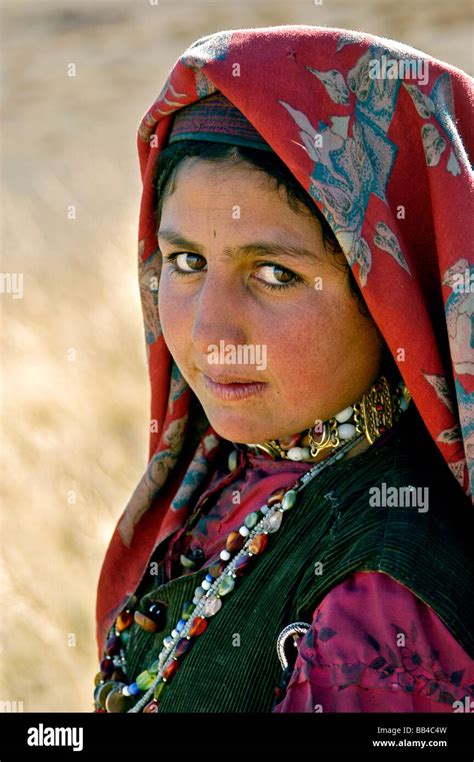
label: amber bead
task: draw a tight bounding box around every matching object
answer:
[134,611,159,633]
[94,671,103,687]
[189,616,208,637]
[267,487,285,506]
[225,531,245,554]
[162,658,179,681]
[248,533,268,555]
[116,610,133,632]
[143,699,160,713]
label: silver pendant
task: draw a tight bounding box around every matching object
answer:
[276,621,311,669]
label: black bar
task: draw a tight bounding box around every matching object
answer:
[0,712,473,758]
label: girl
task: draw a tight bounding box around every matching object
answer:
[94,25,473,713]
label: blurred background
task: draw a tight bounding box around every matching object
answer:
[1,0,472,713]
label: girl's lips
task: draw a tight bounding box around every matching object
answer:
[202,374,268,401]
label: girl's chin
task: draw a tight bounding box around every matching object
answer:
[198,398,307,444]
[202,415,293,446]
[210,427,266,444]
[203,417,270,444]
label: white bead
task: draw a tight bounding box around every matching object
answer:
[202,596,222,617]
[171,629,179,638]
[123,686,130,696]
[239,526,250,537]
[338,422,356,440]
[227,449,239,471]
[287,447,304,461]
[335,406,353,423]
[265,511,283,533]
[261,505,269,515]
[201,579,211,590]
[220,549,231,561]
[192,596,200,605]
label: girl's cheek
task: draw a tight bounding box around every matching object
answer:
[159,275,180,315]
[158,281,178,337]
[159,282,193,345]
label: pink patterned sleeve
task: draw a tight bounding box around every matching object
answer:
[272,571,474,713]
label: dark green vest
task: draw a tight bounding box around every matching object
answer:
[124,407,474,712]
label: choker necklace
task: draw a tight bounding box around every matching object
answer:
[245,374,411,462]
[93,373,411,713]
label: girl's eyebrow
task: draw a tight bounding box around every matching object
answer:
[157,228,321,263]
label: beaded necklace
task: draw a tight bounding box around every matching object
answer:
[94,378,410,713]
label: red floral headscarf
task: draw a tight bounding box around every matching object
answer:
[96,25,474,660]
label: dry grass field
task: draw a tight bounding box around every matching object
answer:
[1,0,472,712]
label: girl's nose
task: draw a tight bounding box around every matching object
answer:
[191,273,249,359]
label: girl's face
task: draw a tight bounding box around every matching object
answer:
[158,158,383,444]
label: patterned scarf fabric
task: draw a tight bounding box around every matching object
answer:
[96,25,473,660]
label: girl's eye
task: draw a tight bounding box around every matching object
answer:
[163,253,301,292]
[164,252,207,273]
[253,263,300,290]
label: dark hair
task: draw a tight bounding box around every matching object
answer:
[152,139,370,314]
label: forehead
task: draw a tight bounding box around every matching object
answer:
[159,157,322,242]
[166,157,280,204]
